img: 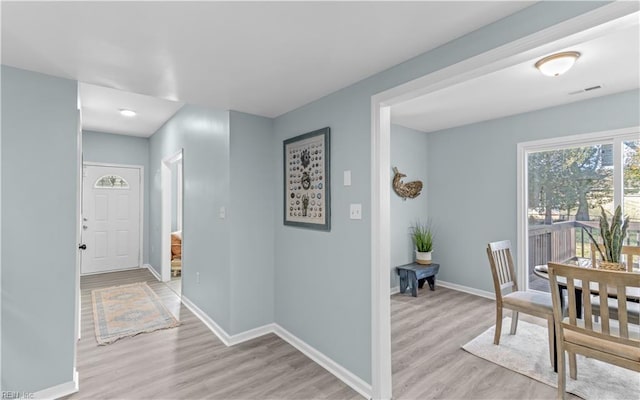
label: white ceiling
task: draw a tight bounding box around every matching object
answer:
[1,1,534,136]
[391,20,640,133]
[80,83,184,137]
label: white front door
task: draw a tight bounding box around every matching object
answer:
[81,165,141,274]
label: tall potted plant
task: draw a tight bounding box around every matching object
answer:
[411,222,433,265]
[584,205,629,270]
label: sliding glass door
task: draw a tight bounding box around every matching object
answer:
[524,135,639,292]
[623,139,640,246]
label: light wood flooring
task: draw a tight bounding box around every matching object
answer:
[167,274,182,296]
[66,268,570,400]
[66,269,360,400]
[391,286,578,400]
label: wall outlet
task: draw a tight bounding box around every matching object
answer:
[196,272,200,284]
[350,203,362,220]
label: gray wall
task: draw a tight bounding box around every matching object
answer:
[229,111,275,334]
[426,89,640,294]
[273,95,373,383]
[149,104,232,330]
[272,0,608,384]
[0,0,615,392]
[1,66,78,392]
[390,124,429,288]
[148,108,276,336]
[82,130,151,264]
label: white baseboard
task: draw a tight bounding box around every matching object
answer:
[182,296,370,399]
[228,323,276,346]
[273,324,371,399]
[80,265,144,276]
[392,281,494,300]
[181,295,233,346]
[437,280,495,300]
[181,295,274,346]
[144,264,162,282]
[34,369,78,399]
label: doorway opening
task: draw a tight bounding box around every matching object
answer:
[370,4,635,399]
[161,150,184,296]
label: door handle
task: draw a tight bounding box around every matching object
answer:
[78,244,87,250]
[83,225,88,230]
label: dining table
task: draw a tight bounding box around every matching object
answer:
[534,259,640,318]
[532,259,640,372]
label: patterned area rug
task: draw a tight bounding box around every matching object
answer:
[92,282,180,345]
[462,318,639,400]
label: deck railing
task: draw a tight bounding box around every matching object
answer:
[528,220,639,292]
[528,220,639,267]
[528,221,576,267]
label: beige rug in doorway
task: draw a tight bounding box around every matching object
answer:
[91,282,180,345]
[462,318,639,400]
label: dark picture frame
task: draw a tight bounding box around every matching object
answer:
[283,127,331,231]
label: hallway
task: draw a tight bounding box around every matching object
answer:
[66,269,359,399]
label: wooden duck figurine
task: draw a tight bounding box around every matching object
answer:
[392,167,423,200]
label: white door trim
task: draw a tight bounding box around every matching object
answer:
[82,161,145,271]
[370,3,638,399]
[161,150,184,282]
[73,104,82,394]
[177,162,183,231]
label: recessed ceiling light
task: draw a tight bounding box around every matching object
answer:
[535,51,581,77]
[119,109,137,117]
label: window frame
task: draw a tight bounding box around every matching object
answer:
[517,126,640,292]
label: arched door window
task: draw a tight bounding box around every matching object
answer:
[94,175,129,189]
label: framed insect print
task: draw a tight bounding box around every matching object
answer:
[283,127,331,231]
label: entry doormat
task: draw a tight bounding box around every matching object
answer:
[91,282,180,345]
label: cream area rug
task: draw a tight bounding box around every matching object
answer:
[462,318,639,400]
[92,282,180,345]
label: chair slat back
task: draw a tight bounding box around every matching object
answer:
[623,246,640,272]
[598,282,611,335]
[591,244,640,272]
[548,262,640,348]
[617,283,629,339]
[581,281,593,331]
[487,240,517,298]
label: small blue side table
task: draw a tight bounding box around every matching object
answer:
[396,262,440,297]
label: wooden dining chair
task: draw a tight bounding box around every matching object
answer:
[590,244,640,323]
[548,262,640,400]
[486,240,556,368]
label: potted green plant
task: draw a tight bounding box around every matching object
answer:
[584,205,629,270]
[411,222,433,265]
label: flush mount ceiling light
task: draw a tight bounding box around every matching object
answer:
[119,108,137,117]
[535,51,581,77]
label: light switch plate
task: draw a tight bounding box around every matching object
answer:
[344,170,352,186]
[219,207,226,219]
[350,203,362,220]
